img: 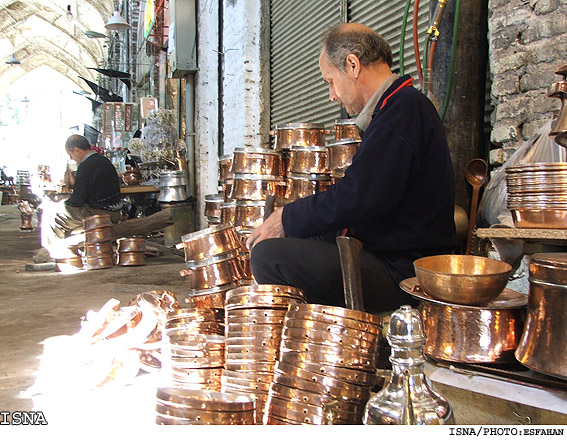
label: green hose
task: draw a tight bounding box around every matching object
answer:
[399,0,413,76]
[441,0,461,122]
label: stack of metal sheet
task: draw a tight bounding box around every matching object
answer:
[128,290,180,372]
[222,285,306,423]
[161,307,225,390]
[264,303,381,425]
[505,162,567,228]
[155,387,256,425]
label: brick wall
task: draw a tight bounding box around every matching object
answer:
[488,0,567,165]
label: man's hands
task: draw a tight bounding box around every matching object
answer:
[246,208,285,250]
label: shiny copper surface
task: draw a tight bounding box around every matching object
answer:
[85,254,115,270]
[332,119,361,140]
[117,237,145,252]
[273,123,326,150]
[84,241,114,257]
[234,200,265,229]
[219,155,234,182]
[401,277,526,363]
[177,224,240,262]
[179,252,245,290]
[117,251,145,266]
[83,214,112,230]
[413,254,513,306]
[515,253,567,379]
[204,194,223,219]
[284,173,331,201]
[326,138,360,171]
[230,148,283,175]
[85,227,113,243]
[287,147,329,174]
[230,174,285,201]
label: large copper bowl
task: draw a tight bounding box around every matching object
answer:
[287,147,328,174]
[272,123,326,150]
[413,255,513,306]
[177,224,241,262]
[230,148,283,175]
[230,174,285,201]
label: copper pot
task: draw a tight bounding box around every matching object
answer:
[179,251,245,290]
[515,253,567,380]
[272,123,326,150]
[117,237,146,253]
[238,252,253,280]
[230,174,285,201]
[183,282,241,308]
[204,194,224,219]
[122,168,142,186]
[221,202,236,225]
[288,147,328,174]
[401,278,526,363]
[85,241,114,257]
[83,214,112,231]
[230,148,283,176]
[222,180,234,202]
[55,256,83,273]
[177,224,241,262]
[284,173,331,202]
[326,138,360,172]
[85,254,115,270]
[332,119,361,140]
[85,227,113,243]
[234,200,265,229]
[117,251,146,266]
[330,169,345,184]
[219,154,234,182]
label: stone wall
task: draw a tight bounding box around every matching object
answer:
[488,0,567,165]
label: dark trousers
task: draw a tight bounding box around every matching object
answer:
[249,237,417,314]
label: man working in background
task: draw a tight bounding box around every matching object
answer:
[247,23,457,313]
[40,134,123,258]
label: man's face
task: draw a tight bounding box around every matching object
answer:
[66,147,82,164]
[319,49,363,115]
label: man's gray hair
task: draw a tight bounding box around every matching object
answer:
[322,24,393,73]
[65,134,91,152]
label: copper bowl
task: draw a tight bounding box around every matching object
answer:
[55,256,84,273]
[85,226,113,243]
[326,138,360,171]
[413,254,513,306]
[117,251,146,266]
[179,251,245,290]
[117,237,146,253]
[230,148,283,175]
[332,119,361,140]
[85,241,114,257]
[234,200,265,229]
[83,214,112,231]
[284,173,331,202]
[85,254,115,270]
[287,147,328,174]
[177,224,241,262]
[272,123,326,150]
[122,169,142,186]
[219,154,234,182]
[230,174,285,201]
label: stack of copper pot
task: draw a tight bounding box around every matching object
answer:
[128,290,181,372]
[326,119,361,184]
[83,214,115,270]
[177,224,249,298]
[222,284,306,424]
[155,387,256,425]
[272,123,330,204]
[217,154,236,226]
[116,237,146,266]
[264,303,381,425]
[161,307,225,390]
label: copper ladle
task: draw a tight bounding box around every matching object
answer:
[465,158,488,254]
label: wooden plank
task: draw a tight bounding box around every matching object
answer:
[120,185,160,194]
[110,207,174,239]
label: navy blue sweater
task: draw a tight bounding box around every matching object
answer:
[282,75,457,283]
[65,152,122,211]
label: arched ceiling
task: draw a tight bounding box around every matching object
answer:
[0,0,115,94]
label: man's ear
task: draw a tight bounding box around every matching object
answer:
[345,54,361,78]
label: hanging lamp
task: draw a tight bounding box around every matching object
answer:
[105,10,130,31]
